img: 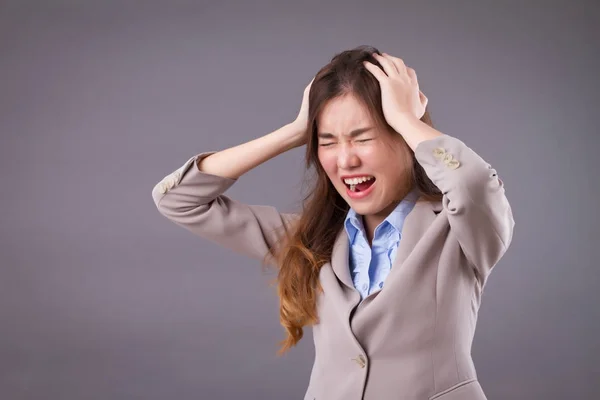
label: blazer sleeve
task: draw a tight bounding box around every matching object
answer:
[151,151,299,265]
[414,134,515,283]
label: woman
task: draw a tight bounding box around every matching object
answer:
[152,45,514,400]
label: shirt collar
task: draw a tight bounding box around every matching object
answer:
[344,188,420,242]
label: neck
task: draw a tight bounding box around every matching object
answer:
[361,186,416,245]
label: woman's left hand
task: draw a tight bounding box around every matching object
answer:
[363,52,428,128]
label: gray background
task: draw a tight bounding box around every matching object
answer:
[1,0,598,399]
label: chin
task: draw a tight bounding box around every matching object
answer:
[344,199,377,213]
[355,204,382,216]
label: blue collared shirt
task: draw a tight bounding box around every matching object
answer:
[343,190,419,299]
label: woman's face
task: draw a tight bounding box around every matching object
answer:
[316,93,412,219]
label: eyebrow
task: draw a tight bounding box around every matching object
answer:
[317,127,373,139]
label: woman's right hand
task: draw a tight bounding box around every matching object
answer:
[290,78,314,147]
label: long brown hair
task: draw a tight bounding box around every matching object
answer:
[266,45,442,354]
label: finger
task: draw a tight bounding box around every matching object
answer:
[382,52,403,75]
[372,53,398,77]
[380,53,400,74]
[419,90,428,108]
[362,61,387,81]
[406,67,419,86]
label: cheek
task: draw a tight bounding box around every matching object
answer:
[369,147,408,179]
[359,146,388,169]
[384,155,412,185]
[318,151,337,175]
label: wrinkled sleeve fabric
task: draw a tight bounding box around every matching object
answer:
[414,134,515,284]
[152,151,298,265]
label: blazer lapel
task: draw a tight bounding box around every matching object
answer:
[392,197,441,268]
[331,227,355,290]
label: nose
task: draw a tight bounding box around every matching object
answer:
[337,145,360,170]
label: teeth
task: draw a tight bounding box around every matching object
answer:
[343,176,374,185]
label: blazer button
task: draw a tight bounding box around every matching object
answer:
[433,147,446,159]
[446,159,460,169]
[352,354,367,368]
[165,174,178,188]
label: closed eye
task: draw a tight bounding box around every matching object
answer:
[319,139,372,147]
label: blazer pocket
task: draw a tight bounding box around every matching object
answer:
[429,378,487,400]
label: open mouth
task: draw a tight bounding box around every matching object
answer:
[343,177,376,193]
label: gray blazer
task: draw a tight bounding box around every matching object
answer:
[152,134,515,400]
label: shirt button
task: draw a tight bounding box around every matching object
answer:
[362,283,368,291]
[379,282,384,289]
